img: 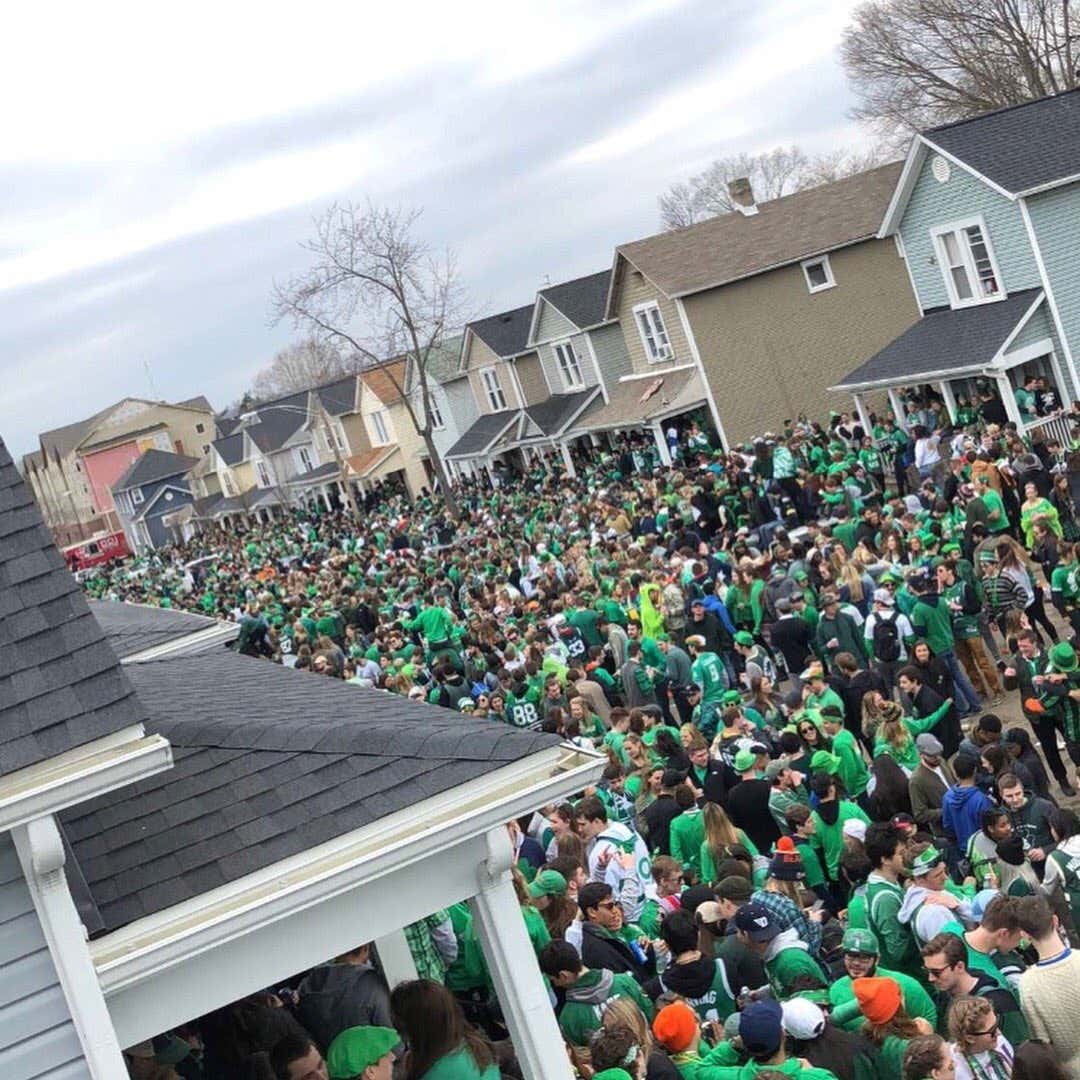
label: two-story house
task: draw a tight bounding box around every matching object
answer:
[111,449,200,553]
[604,164,921,447]
[835,90,1080,438]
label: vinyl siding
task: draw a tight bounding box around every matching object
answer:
[465,336,519,414]
[682,238,919,445]
[538,333,595,393]
[1004,299,1058,357]
[589,322,633,385]
[1025,185,1080,399]
[613,261,690,374]
[0,835,91,1080]
[513,352,550,406]
[430,379,480,459]
[339,412,373,456]
[533,300,577,342]
[899,153,1040,311]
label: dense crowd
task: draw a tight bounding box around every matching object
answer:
[97,385,1080,1080]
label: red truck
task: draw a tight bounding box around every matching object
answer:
[62,530,131,573]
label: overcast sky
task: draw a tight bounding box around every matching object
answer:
[3,0,871,460]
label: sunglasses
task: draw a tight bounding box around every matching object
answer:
[970,1022,999,1038]
[923,964,952,978]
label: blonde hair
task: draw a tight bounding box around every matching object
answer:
[878,702,911,750]
[947,995,995,1052]
[603,996,654,1056]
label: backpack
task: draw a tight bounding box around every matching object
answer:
[872,611,901,662]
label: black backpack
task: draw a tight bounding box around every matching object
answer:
[872,611,901,662]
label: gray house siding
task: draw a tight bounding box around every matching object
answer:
[589,322,633,384]
[431,378,481,462]
[145,490,195,549]
[1026,186,1080,400]
[900,154,1041,311]
[0,835,90,1079]
[1005,300,1058,355]
[538,332,596,393]
[534,301,577,343]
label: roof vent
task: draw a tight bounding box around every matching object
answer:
[727,176,758,216]
[500,314,513,323]
[932,155,951,184]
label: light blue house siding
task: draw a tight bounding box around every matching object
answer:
[1025,185,1080,400]
[0,835,90,1079]
[589,323,633,384]
[1005,300,1058,356]
[900,154,1041,311]
[430,377,480,462]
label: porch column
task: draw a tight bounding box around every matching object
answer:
[321,487,334,512]
[470,829,572,1080]
[589,433,601,447]
[651,422,672,466]
[887,388,908,431]
[373,929,419,988]
[852,393,874,439]
[994,373,1025,429]
[938,380,958,424]
[559,441,577,479]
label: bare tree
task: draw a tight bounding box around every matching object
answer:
[250,338,351,400]
[272,203,467,518]
[842,0,1080,144]
[657,144,890,229]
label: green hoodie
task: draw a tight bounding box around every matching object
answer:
[910,593,954,656]
[811,799,871,879]
[830,966,936,1029]
[559,968,654,1046]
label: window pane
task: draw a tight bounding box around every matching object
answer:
[942,232,964,265]
[806,261,828,288]
[636,310,658,358]
[941,231,973,300]
[964,226,999,296]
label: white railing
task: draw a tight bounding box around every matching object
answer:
[1024,411,1075,446]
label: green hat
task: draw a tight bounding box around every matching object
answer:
[809,750,842,775]
[528,869,568,899]
[1051,642,1079,672]
[842,928,880,955]
[978,549,998,563]
[721,689,743,706]
[734,631,755,647]
[929,556,946,570]
[909,845,944,876]
[326,1026,399,1079]
[733,749,756,772]
[941,542,961,555]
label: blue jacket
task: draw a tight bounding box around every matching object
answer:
[941,783,993,851]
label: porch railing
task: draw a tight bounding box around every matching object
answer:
[1024,411,1075,447]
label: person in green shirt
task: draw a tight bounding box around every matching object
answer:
[405,596,455,648]
[539,941,654,1048]
[809,773,871,882]
[669,792,706,881]
[851,975,933,1079]
[802,671,845,717]
[864,821,923,982]
[1050,540,1080,638]
[974,474,1010,534]
[818,706,869,799]
[734,901,828,1000]
[687,636,728,740]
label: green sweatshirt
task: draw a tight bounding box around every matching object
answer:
[865,873,921,979]
[407,604,454,643]
[828,727,869,798]
[670,808,706,878]
[811,799,871,879]
[830,967,936,1030]
[559,969,654,1046]
[910,595,954,655]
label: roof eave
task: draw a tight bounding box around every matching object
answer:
[878,137,928,237]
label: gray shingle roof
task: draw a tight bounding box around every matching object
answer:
[524,389,600,437]
[88,601,224,660]
[538,271,611,331]
[212,432,246,466]
[835,288,1042,389]
[244,391,309,454]
[112,450,199,494]
[314,376,358,416]
[468,305,536,358]
[444,411,521,459]
[0,437,147,776]
[60,650,561,931]
[926,89,1080,195]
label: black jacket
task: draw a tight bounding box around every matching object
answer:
[641,794,681,855]
[296,963,393,1053]
[725,778,781,852]
[769,615,814,677]
[580,922,652,982]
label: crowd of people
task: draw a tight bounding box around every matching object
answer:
[97,384,1080,1080]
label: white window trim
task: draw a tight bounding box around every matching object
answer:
[480,367,508,410]
[801,254,835,294]
[552,339,585,389]
[256,460,272,488]
[632,301,674,364]
[371,409,390,446]
[930,214,1007,310]
[296,446,314,473]
[130,487,144,505]
[428,395,445,430]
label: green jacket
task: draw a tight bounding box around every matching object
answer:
[910,594,954,655]
[559,969,654,1046]
[829,728,869,798]
[407,604,454,643]
[865,874,921,980]
[670,808,706,878]
[830,966,936,1030]
[811,800,871,879]
[815,612,866,663]
[691,1053,839,1079]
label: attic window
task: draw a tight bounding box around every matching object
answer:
[802,255,835,294]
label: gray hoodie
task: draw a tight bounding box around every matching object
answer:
[897,884,974,946]
[763,925,808,963]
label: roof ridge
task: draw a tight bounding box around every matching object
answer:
[925,87,1080,137]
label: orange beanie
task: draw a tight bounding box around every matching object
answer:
[652,1001,698,1053]
[853,976,902,1025]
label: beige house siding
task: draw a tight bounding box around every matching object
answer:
[339,412,374,456]
[388,402,429,499]
[513,351,550,405]
[467,357,518,413]
[613,260,691,375]
[682,238,919,445]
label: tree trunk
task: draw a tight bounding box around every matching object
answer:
[422,428,460,520]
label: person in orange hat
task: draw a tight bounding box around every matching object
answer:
[853,975,932,1077]
[651,1001,730,1075]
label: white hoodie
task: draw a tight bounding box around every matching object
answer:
[897,884,974,946]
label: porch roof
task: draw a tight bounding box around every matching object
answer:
[445,409,521,459]
[571,367,706,432]
[88,602,230,662]
[832,288,1043,392]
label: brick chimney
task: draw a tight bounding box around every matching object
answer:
[727,176,758,216]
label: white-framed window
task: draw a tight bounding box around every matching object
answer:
[130,487,144,505]
[553,340,584,388]
[296,446,314,473]
[480,367,508,410]
[931,216,1004,308]
[221,471,236,496]
[632,302,673,363]
[371,409,391,445]
[801,255,835,293]
[256,460,272,488]
[428,395,445,430]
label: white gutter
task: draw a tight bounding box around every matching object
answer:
[120,622,239,663]
[0,726,173,833]
[93,744,604,992]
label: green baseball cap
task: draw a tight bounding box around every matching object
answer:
[528,869,568,899]
[326,1026,399,1079]
[809,750,842,775]
[721,689,744,706]
[734,631,755,647]
[733,749,756,772]
[842,928,880,955]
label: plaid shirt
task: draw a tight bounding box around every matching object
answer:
[751,887,822,957]
[404,909,451,983]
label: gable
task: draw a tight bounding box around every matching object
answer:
[533,298,578,344]
[463,331,503,372]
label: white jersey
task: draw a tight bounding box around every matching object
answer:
[587,822,657,922]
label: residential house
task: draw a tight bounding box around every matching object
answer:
[835,89,1080,442]
[111,449,200,553]
[0,431,603,1080]
[22,396,215,546]
[605,163,921,447]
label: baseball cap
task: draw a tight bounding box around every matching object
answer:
[739,999,784,1056]
[734,901,780,942]
[734,631,755,647]
[765,758,790,782]
[781,997,826,1040]
[842,928,880,955]
[916,732,944,756]
[873,588,895,607]
[326,1027,400,1079]
[528,869,568,899]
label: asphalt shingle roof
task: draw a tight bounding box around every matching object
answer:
[112,450,199,493]
[211,432,246,466]
[538,271,611,332]
[836,288,1043,389]
[0,437,147,776]
[444,411,520,458]
[926,88,1080,196]
[524,389,600,437]
[468,305,536,359]
[60,649,561,931]
[615,163,903,301]
[244,391,309,454]
[87,601,224,660]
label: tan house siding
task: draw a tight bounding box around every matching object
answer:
[466,343,518,413]
[613,260,691,374]
[339,412,374,457]
[513,351,550,405]
[388,402,429,499]
[682,238,919,444]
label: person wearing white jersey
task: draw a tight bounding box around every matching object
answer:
[575,795,656,923]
